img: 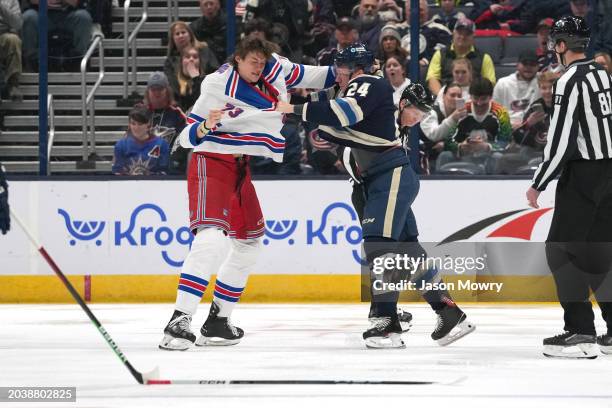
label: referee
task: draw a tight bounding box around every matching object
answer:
[526,16,612,359]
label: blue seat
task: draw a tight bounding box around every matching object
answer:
[500,35,539,65]
[474,36,503,64]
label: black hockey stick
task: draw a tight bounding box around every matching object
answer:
[12,208,449,387]
[10,208,159,385]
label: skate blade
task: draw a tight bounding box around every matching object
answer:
[543,343,598,359]
[195,336,241,346]
[600,345,612,355]
[365,333,406,349]
[158,334,193,351]
[436,320,476,347]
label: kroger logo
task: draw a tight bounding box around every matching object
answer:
[58,204,193,267]
[263,202,364,264]
[59,201,365,268]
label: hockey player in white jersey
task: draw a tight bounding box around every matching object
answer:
[159,37,335,350]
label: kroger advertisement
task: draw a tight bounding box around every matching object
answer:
[1,179,557,276]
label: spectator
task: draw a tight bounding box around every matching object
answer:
[165,21,218,104]
[426,18,496,96]
[143,72,187,148]
[437,78,511,172]
[396,0,452,65]
[376,25,407,63]
[378,0,402,23]
[22,0,93,71]
[0,0,22,101]
[421,82,468,169]
[509,70,561,167]
[592,0,612,56]
[172,46,206,112]
[384,54,410,105]
[594,51,612,74]
[504,0,587,35]
[354,0,385,55]
[243,17,283,54]
[316,17,359,66]
[112,105,170,176]
[431,0,467,32]
[243,0,309,61]
[191,0,238,63]
[535,18,558,72]
[87,0,112,38]
[436,57,472,103]
[493,50,541,128]
[469,0,527,32]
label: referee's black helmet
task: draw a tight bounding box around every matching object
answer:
[399,83,434,113]
[548,16,591,51]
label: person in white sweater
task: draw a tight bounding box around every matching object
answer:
[383,54,411,105]
[421,82,467,153]
[492,49,540,128]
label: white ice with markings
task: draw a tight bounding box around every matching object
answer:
[1,304,611,408]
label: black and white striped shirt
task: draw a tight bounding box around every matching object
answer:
[532,58,612,191]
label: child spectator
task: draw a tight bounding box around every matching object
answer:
[112,105,170,175]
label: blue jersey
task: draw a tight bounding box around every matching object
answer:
[112,134,170,175]
[301,74,401,152]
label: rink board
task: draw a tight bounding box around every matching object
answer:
[1,178,559,302]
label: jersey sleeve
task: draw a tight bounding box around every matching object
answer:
[532,78,581,191]
[179,76,218,148]
[302,77,383,127]
[278,54,336,90]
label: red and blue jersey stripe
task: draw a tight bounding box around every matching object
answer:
[178,273,209,298]
[213,280,244,303]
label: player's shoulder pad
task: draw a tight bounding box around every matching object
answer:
[347,74,389,93]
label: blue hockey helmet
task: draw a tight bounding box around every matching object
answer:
[334,42,374,72]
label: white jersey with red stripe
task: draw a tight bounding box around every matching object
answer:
[179,53,336,162]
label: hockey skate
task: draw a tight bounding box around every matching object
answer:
[598,334,612,355]
[543,332,598,359]
[159,310,196,351]
[431,305,475,346]
[368,306,413,333]
[397,308,413,333]
[363,315,405,349]
[196,302,244,346]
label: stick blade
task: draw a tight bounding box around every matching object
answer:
[142,366,161,384]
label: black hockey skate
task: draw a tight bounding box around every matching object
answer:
[159,310,196,351]
[363,315,405,349]
[543,332,598,359]
[397,308,413,333]
[597,334,612,355]
[431,304,475,346]
[368,306,413,333]
[196,302,244,346]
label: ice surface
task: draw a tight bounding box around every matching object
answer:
[1,304,611,408]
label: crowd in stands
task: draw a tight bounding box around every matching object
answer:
[1,0,612,176]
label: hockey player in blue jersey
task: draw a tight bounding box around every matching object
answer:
[277,43,475,348]
[112,105,170,175]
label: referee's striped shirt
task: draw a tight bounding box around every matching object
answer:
[532,58,612,191]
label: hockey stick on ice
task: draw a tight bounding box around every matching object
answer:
[12,208,452,387]
[10,208,159,385]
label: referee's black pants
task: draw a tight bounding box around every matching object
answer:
[546,159,612,336]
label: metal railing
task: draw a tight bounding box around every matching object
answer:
[122,0,148,100]
[80,35,105,165]
[46,94,55,175]
[167,0,178,27]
